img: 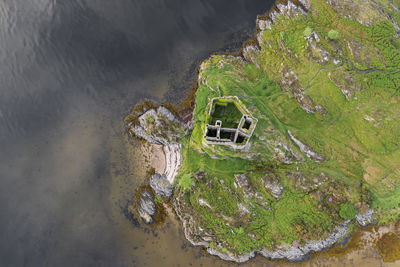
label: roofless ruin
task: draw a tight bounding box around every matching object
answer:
[204,96,257,149]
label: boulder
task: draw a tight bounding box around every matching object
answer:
[138,190,156,224]
[150,173,174,199]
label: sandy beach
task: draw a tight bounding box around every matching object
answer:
[141,142,181,184]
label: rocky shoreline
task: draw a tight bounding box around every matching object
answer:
[129,106,185,185]
[173,187,373,263]
[206,220,350,263]
[128,105,187,224]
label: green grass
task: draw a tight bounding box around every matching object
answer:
[210,101,243,128]
[304,26,313,37]
[328,30,339,40]
[339,203,357,219]
[178,173,194,191]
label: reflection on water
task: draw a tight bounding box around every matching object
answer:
[0,0,398,266]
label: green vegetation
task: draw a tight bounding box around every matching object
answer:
[174,0,400,257]
[339,203,357,220]
[328,29,339,40]
[303,26,313,37]
[210,101,243,128]
[178,173,194,191]
[154,194,162,204]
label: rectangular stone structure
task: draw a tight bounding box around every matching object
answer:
[203,96,257,149]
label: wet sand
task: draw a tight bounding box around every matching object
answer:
[141,142,166,175]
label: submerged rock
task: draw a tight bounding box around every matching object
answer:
[150,173,174,199]
[138,190,156,224]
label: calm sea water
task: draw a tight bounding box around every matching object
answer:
[1,1,396,266]
[0,1,274,266]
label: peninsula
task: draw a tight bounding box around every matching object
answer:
[127,0,400,262]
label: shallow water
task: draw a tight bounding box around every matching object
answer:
[0,0,398,266]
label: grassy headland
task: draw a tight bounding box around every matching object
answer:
[173,0,400,258]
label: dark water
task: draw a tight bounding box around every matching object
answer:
[0,1,275,266]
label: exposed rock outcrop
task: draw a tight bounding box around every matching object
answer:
[207,248,255,263]
[355,209,374,227]
[150,173,174,199]
[277,141,304,163]
[262,174,284,199]
[260,220,350,262]
[138,190,156,224]
[173,191,209,247]
[288,130,324,162]
[130,106,186,145]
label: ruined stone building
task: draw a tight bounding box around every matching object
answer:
[203,96,257,149]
